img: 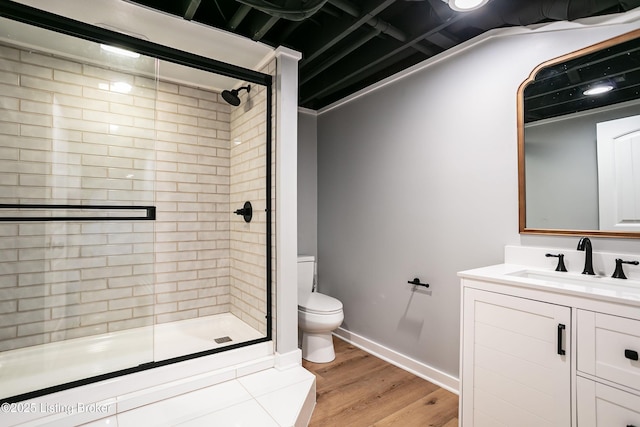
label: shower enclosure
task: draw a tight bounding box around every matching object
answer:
[0,3,273,402]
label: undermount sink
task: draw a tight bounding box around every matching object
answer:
[507,269,640,288]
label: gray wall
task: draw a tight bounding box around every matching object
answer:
[298,110,318,259]
[315,21,640,378]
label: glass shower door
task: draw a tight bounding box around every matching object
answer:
[0,17,157,399]
[0,3,273,401]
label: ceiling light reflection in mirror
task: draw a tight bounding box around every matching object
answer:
[583,84,615,96]
[519,29,640,238]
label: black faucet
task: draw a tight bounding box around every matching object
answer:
[577,237,595,275]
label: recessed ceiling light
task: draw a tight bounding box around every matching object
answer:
[583,84,614,96]
[100,44,140,58]
[446,0,490,12]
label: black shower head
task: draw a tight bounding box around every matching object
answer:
[221,85,251,106]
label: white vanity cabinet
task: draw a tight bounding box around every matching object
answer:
[459,265,640,427]
[461,285,571,426]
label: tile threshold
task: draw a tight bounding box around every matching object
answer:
[81,366,316,427]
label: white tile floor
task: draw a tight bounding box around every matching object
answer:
[80,366,316,427]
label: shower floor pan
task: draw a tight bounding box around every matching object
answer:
[0,313,263,400]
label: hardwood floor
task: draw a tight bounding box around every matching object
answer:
[302,336,459,427]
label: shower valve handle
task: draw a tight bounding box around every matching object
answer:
[234,201,253,223]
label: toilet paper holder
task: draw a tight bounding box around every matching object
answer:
[407,277,429,288]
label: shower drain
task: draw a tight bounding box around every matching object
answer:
[214,336,232,344]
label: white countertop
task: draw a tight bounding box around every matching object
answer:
[459,263,640,308]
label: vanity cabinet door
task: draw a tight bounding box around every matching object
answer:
[461,288,571,427]
[577,376,640,427]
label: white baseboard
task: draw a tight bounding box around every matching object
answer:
[333,327,460,395]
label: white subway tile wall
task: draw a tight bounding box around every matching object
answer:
[229,80,269,334]
[0,42,272,353]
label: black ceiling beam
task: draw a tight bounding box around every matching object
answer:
[302,47,421,107]
[300,37,421,104]
[328,0,433,55]
[329,0,405,40]
[300,29,381,84]
[300,0,398,68]
[229,4,252,30]
[424,29,460,49]
[182,0,201,20]
[252,14,280,40]
[301,13,467,104]
[329,0,438,60]
[275,19,306,43]
[300,0,438,85]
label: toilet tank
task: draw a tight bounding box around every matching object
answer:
[297,255,315,293]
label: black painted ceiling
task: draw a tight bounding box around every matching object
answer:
[126,0,640,110]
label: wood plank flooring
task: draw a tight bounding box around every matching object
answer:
[302,336,459,427]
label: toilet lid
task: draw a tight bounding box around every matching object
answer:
[298,292,343,315]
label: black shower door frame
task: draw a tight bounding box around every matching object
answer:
[0,0,274,403]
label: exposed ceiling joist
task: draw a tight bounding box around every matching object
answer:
[301,38,420,104]
[252,14,280,40]
[301,0,398,68]
[327,0,433,56]
[182,0,201,21]
[126,0,640,110]
[300,29,381,84]
[301,12,467,104]
[229,4,251,30]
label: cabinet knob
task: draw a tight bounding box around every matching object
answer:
[625,349,639,361]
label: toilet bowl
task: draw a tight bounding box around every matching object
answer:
[297,256,344,363]
[298,292,344,363]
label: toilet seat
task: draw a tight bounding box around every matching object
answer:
[298,292,343,315]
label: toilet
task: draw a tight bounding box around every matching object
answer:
[297,255,344,363]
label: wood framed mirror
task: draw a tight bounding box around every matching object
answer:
[518,29,640,238]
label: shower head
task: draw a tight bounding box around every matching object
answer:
[221,85,251,106]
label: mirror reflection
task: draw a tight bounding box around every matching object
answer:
[519,29,640,237]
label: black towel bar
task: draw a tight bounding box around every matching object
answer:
[0,204,156,221]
